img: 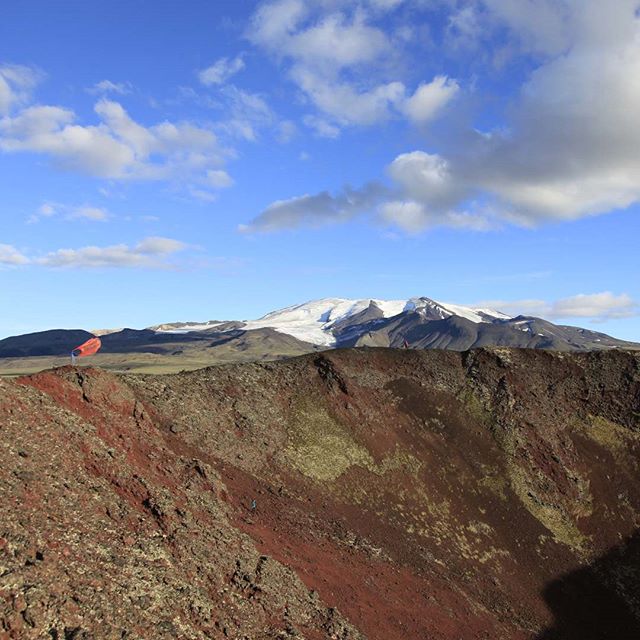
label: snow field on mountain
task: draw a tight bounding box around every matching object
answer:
[154,297,511,346]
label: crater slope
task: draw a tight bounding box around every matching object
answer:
[1,348,639,639]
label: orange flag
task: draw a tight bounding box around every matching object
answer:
[72,337,102,358]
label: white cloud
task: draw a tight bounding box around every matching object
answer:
[245,148,494,233]
[447,6,482,49]
[0,98,232,198]
[198,56,245,86]
[249,0,308,50]
[188,188,219,203]
[214,85,274,141]
[387,151,463,210]
[293,66,405,125]
[378,200,428,232]
[38,236,188,269]
[28,202,109,223]
[205,169,234,188]
[0,104,136,177]
[284,12,390,70]
[551,292,638,321]
[421,0,640,224]
[252,1,640,230]
[70,206,109,221]
[401,76,459,124]
[37,202,56,218]
[479,292,639,322]
[0,64,40,115]
[240,183,384,232]
[135,236,186,255]
[245,148,489,233]
[0,244,29,265]
[379,200,491,232]
[87,80,132,95]
[303,114,341,138]
[249,0,453,131]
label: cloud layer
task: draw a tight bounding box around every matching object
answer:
[249,0,458,133]
[0,237,189,269]
[39,236,188,269]
[246,0,640,232]
[0,68,234,200]
[29,202,110,224]
[240,183,385,231]
[482,292,639,323]
[0,244,29,266]
[0,98,229,183]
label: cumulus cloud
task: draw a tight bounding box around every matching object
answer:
[0,244,29,266]
[282,11,390,69]
[245,150,488,233]
[396,0,640,225]
[293,67,405,126]
[387,151,463,212]
[198,56,245,86]
[400,76,460,124]
[248,0,640,230]
[38,236,188,269]
[0,97,231,198]
[248,0,458,131]
[480,293,639,322]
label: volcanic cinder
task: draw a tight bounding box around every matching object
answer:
[1,347,639,639]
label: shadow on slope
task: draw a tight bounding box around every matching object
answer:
[536,530,640,640]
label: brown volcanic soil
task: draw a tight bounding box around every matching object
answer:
[1,347,640,639]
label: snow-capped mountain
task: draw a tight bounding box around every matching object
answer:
[144,295,640,352]
[2,296,637,362]
[152,297,512,346]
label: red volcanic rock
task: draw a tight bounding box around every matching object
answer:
[1,348,640,639]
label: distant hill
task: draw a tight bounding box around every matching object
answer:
[0,329,94,358]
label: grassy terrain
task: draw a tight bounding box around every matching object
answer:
[0,353,215,377]
[0,342,319,377]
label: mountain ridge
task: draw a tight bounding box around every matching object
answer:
[0,297,637,376]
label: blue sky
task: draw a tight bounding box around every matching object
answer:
[1,0,639,340]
